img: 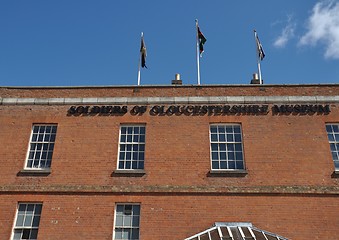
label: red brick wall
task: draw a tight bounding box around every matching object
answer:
[0,84,338,98]
[0,194,338,239]
[0,85,338,239]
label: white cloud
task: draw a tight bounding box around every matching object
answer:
[299,0,339,59]
[273,15,296,48]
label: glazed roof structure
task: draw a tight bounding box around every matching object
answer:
[185,222,288,240]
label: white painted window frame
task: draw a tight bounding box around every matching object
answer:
[24,124,57,170]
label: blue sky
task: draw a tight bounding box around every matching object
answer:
[0,0,338,86]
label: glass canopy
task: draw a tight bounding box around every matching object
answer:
[185,222,289,240]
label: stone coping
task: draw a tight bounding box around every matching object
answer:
[0,96,338,105]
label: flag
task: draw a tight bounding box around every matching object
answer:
[197,26,207,56]
[140,34,147,68]
[254,30,265,61]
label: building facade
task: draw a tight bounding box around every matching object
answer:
[0,84,338,239]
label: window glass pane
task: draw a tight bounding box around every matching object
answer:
[220,161,227,169]
[218,144,225,151]
[24,214,33,226]
[15,214,24,226]
[226,134,234,142]
[35,204,42,214]
[212,152,219,160]
[236,161,244,169]
[226,126,233,133]
[326,125,332,132]
[38,134,44,141]
[234,134,242,142]
[116,205,124,213]
[138,161,144,169]
[133,135,139,142]
[328,134,334,141]
[132,145,138,151]
[211,134,218,141]
[50,134,56,142]
[211,143,218,151]
[118,161,124,169]
[115,229,123,239]
[121,127,127,134]
[228,152,235,160]
[13,230,22,240]
[30,229,38,239]
[139,144,145,151]
[330,143,336,151]
[27,204,35,213]
[132,205,140,215]
[22,229,30,239]
[228,161,235,169]
[115,216,123,227]
[227,144,234,151]
[32,134,38,141]
[210,126,217,133]
[212,161,219,169]
[219,134,226,142]
[131,229,139,239]
[32,216,40,227]
[27,160,33,168]
[220,152,226,160]
[235,143,242,151]
[236,152,243,160]
[234,126,241,133]
[33,126,39,133]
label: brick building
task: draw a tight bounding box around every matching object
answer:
[0,83,338,239]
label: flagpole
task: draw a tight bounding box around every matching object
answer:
[195,19,201,85]
[254,30,263,85]
[257,55,263,85]
[137,32,143,86]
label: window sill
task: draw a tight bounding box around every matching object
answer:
[17,169,51,176]
[111,169,146,177]
[207,169,248,177]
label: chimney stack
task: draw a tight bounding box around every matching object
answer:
[250,73,263,84]
[171,73,182,85]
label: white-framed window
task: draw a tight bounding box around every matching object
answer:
[25,124,57,170]
[12,203,42,240]
[210,124,245,170]
[113,204,140,240]
[118,125,145,170]
[325,124,339,170]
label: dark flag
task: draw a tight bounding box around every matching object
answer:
[254,30,265,61]
[140,34,147,68]
[197,26,207,56]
